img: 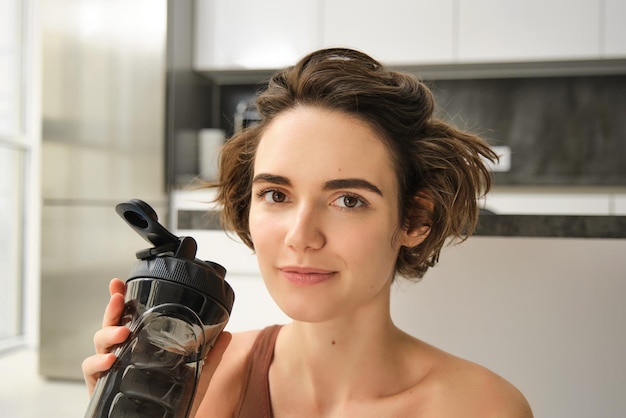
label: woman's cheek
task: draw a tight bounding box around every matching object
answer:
[249,210,276,247]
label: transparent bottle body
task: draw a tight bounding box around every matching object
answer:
[85,279,229,418]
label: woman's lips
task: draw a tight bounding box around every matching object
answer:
[279,267,336,285]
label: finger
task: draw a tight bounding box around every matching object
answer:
[109,277,126,296]
[102,278,126,327]
[189,332,232,417]
[82,353,118,396]
[93,325,131,355]
[102,292,126,328]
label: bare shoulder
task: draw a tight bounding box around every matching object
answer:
[421,346,533,418]
[448,358,532,417]
[194,329,262,417]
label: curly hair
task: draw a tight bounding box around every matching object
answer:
[213,48,497,280]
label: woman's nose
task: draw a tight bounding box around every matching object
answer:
[283,204,326,251]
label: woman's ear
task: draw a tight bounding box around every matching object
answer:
[401,225,430,248]
[401,192,434,248]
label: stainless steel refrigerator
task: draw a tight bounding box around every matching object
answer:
[39,0,168,380]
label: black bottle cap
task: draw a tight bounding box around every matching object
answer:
[116,199,234,313]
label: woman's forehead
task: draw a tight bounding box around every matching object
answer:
[253,107,398,191]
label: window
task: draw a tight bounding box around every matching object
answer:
[0,0,34,348]
[0,148,24,343]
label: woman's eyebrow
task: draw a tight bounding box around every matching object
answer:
[252,173,291,186]
[324,178,383,196]
[252,174,383,196]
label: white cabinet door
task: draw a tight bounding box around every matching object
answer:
[194,0,620,71]
[194,0,320,70]
[322,0,454,65]
[458,0,601,62]
[484,191,612,216]
[604,0,626,57]
[614,194,626,215]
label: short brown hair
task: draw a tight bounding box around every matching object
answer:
[214,48,497,280]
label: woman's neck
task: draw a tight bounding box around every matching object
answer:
[271,301,415,410]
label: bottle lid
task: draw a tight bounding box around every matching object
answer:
[116,199,234,313]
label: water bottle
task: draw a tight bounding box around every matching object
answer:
[85,199,235,418]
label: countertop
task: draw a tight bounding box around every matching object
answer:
[177,209,626,239]
[475,214,626,238]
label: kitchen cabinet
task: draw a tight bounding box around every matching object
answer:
[193,0,320,70]
[391,236,626,417]
[194,0,625,72]
[484,190,618,216]
[458,0,601,62]
[194,0,455,70]
[615,194,626,215]
[605,0,626,57]
[322,0,454,65]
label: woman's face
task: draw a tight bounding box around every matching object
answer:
[249,106,419,323]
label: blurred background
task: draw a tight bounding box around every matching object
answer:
[1,0,625,416]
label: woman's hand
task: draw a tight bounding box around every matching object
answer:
[81,277,233,412]
[81,278,129,395]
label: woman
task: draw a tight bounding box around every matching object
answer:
[83,48,533,417]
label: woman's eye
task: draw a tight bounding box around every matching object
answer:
[261,190,287,203]
[334,194,365,209]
